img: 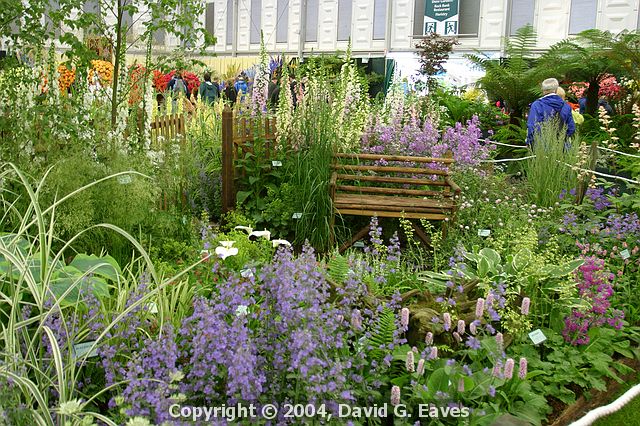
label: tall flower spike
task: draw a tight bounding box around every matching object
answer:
[504,358,515,380]
[521,297,530,316]
[519,357,528,379]
[495,332,504,352]
[401,308,410,329]
[416,358,425,376]
[390,386,401,406]
[406,351,415,373]
[425,331,434,346]
[457,319,466,334]
[443,313,451,331]
[430,346,438,359]
[475,298,485,318]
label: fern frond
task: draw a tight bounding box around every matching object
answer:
[366,308,396,362]
[327,253,349,285]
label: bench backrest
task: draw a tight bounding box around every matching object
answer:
[331,153,460,201]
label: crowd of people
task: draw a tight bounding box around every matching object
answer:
[157,69,301,113]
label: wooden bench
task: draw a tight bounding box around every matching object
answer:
[330,153,461,252]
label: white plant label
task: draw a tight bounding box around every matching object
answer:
[528,329,547,345]
[148,302,159,314]
[240,268,254,278]
[353,241,365,248]
[73,341,99,358]
[292,212,302,219]
[117,175,132,185]
[620,249,630,260]
[271,160,282,167]
[478,229,491,237]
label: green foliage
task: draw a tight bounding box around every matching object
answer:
[526,119,581,207]
[327,252,350,284]
[366,308,397,362]
[466,25,541,119]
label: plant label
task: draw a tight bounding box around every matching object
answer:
[292,212,302,219]
[353,241,365,248]
[271,160,282,167]
[73,341,98,358]
[528,329,547,345]
[148,302,159,314]
[478,229,491,237]
[240,268,254,278]
[117,175,132,185]
[620,249,630,260]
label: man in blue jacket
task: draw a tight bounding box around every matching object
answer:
[526,78,575,146]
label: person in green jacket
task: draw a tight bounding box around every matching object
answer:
[198,72,219,104]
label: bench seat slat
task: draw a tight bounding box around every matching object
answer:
[336,185,451,197]
[336,174,449,186]
[335,193,454,209]
[335,164,449,176]
[336,209,449,220]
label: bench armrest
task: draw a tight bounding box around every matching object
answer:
[445,176,461,196]
[329,171,337,201]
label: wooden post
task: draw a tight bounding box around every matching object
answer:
[222,106,235,214]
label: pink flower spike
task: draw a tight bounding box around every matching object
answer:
[519,357,528,379]
[406,351,415,372]
[458,319,466,334]
[496,332,504,351]
[417,358,425,376]
[401,308,410,329]
[521,297,530,316]
[504,358,515,379]
[425,332,434,346]
[390,386,401,406]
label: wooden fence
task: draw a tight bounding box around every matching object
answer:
[221,105,277,214]
[150,113,185,145]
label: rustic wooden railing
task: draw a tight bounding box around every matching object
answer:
[221,105,277,214]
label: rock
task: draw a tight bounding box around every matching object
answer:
[406,307,440,346]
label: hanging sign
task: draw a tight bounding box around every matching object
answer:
[424,0,460,36]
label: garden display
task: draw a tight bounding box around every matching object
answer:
[1,26,640,426]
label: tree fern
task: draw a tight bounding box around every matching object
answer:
[465,25,541,121]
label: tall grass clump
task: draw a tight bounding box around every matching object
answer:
[526,119,581,207]
[0,163,199,425]
[289,75,338,251]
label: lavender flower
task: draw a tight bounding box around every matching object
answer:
[465,336,481,350]
[488,386,496,397]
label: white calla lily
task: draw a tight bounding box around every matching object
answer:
[234,226,253,234]
[249,230,271,241]
[272,239,292,247]
[215,241,238,260]
[219,240,236,248]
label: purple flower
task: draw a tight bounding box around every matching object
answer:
[429,347,438,359]
[488,386,496,397]
[521,297,531,316]
[465,336,481,350]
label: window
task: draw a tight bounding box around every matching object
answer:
[276,0,288,43]
[337,0,352,41]
[373,0,387,40]
[459,0,480,36]
[510,0,536,35]
[413,0,425,36]
[305,0,318,42]
[569,0,597,34]
[45,0,61,38]
[205,2,215,37]
[250,0,262,44]
[226,0,233,45]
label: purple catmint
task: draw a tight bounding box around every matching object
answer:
[521,297,531,316]
[504,358,515,380]
[457,319,466,334]
[416,359,425,376]
[443,313,451,331]
[406,351,415,372]
[475,298,485,318]
[391,386,401,406]
[489,386,496,397]
[401,308,410,329]
[495,332,504,351]
[425,332,434,346]
[519,357,528,379]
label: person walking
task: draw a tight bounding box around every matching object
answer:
[198,72,219,105]
[526,78,575,146]
[224,79,238,105]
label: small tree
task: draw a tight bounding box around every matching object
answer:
[415,33,459,90]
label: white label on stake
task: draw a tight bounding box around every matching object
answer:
[353,241,365,248]
[117,175,132,185]
[148,302,159,314]
[478,229,491,237]
[620,249,631,260]
[292,212,302,219]
[271,160,282,167]
[73,341,99,358]
[240,268,254,278]
[528,329,547,345]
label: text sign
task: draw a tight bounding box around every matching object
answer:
[528,329,547,345]
[620,249,630,260]
[424,0,460,35]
